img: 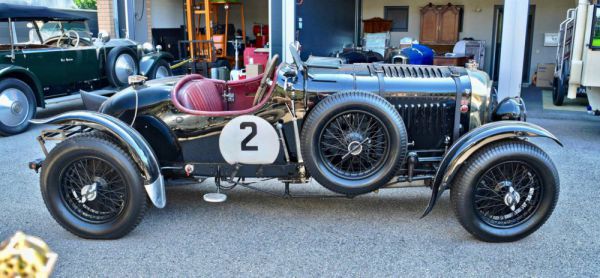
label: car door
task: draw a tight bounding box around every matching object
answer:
[16,47,69,97]
[61,45,101,86]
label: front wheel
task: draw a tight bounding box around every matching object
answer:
[148,59,172,79]
[0,78,37,136]
[451,140,559,242]
[40,133,147,239]
[300,91,408,195]
[552,77,567,106]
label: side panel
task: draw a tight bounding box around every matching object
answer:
[16,48,67,96]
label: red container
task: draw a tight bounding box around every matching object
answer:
[244,47,270,68]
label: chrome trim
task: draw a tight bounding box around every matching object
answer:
[30,111,166,208]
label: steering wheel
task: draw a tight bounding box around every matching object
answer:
[253,54,280,106]
[56,30,80,48]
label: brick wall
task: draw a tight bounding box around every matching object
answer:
[146,0,152,41]
[97,0,115,37]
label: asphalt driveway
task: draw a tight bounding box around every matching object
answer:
[1,94,599,277]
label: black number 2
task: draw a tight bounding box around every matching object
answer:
[240,122,259,151]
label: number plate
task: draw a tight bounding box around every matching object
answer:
[219,115,280,165]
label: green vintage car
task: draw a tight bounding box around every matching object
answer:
[0,4,174,135]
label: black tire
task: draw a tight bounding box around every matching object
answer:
[300,91,408,195]
[0,78,37,136]
[106,46,139,88]
[148,59,172,80]
[552,77,566,106]
[451,140,559,242]
[40,133,147,239]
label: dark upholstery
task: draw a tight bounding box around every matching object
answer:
[176,79,224,112]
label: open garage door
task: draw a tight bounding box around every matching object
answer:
[296,0,360,60]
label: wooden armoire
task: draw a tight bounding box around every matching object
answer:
[419,3,461,45]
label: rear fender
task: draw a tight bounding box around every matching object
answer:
[0,65,45,107]
[31,111,166,208]
[421,121,562,217]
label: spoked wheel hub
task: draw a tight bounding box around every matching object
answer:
[474,161,543,228]
[318,110,390,179]
[60,157,128,223]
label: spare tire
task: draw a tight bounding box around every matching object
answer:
[106,46,139,87]
[300,91,408,195]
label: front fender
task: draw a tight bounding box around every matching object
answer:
[139,52,174,76]
[31,111,166,208]
[422,121,562,217]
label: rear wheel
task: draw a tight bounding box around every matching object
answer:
[300,91,408,195]
[552,77,566,106]
[0,78,36,136]
[451,140,559,242]
[40,134,147,239]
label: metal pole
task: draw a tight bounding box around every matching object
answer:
[8,18,15,61]
[497,0,530,100]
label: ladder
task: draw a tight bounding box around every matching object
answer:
[185,0,213,62]
[555,8,577,78]
[184,0,246,63]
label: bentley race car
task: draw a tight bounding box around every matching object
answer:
[28,43,561,242]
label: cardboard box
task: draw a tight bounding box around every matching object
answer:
[246,64,264,78]
[536,63,555,88]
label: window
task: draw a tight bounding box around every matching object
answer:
[384,6,409,32]
[591,5,600,50]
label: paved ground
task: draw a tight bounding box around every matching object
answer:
[1,88,599,277]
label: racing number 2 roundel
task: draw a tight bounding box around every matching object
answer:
[219,115,280,165]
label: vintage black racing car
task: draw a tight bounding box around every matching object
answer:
[29,43,561,242]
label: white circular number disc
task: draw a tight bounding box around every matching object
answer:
[219,115,280,165]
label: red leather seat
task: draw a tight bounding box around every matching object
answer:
[176,79,224,112]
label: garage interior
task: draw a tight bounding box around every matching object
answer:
[105,0,585,103]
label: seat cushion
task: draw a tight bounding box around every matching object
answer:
[176,79,224,112]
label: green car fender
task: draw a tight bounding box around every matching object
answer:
[0,64,45,108]
[139,52,174,77]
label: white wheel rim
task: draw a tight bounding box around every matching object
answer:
[115,54,137,84]
[0,88,30,127]
[155,66,170,79]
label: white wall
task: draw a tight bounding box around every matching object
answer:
[151,0,184,29]
[362,0,577,82]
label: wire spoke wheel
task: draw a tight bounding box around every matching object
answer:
[318,110,390,180]
[59,157,128,224]
[474,161,543,228]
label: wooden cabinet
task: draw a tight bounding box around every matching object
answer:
[419,4,460,45]
[363,17,393,33]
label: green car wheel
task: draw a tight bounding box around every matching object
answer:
[0,78,36,136]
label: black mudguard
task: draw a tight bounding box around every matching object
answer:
[421,121,562,217]
[30,111,166,208]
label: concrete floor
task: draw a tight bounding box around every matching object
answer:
[0,88,599,277]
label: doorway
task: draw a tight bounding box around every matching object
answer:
[491,5,536,83]
[296,0,361,60]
